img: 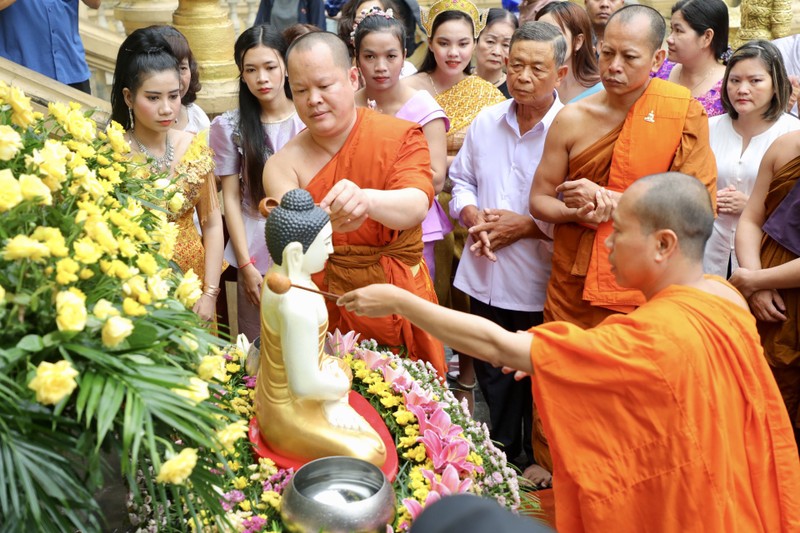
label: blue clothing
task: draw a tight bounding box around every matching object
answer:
[0,0,90,85]
[502,0,520,14]
[568,82,603,103]
[325,0,346,17]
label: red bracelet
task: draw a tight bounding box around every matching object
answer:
[239,257,255,269]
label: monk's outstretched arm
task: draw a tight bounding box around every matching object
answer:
[338,284,534,374]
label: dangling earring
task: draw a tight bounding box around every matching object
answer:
[128,107,134,129]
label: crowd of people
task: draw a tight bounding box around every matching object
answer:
[18,0,800,529]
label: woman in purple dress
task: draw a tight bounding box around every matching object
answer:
[653,0,729,117]
[209,25,305,340]
[353,7,450,279]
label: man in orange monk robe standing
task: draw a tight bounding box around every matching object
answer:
[340,172,800,533]
[528,4,716,474]
[263,31,446,378]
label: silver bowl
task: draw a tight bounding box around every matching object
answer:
[281,456,396,533]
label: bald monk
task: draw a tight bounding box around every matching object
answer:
[262,31,446,378]
[732,130,800,449]
[340,172,800,533]
[530,4,716,330]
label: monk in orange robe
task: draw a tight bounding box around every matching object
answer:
[340,172,800,533]
[527,5,716,479]
[731,131,800,449]
[263,32,446,378]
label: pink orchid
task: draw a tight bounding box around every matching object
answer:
[382,364,413,392]
[401,382,438,412]
[324,329,360,357]
[418,429,474,474]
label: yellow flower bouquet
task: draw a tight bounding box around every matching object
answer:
[0,83,236,531]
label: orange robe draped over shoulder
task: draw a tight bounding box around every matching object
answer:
[758,154,800,434]
[530,282,800,533]
[544,79,716,328]
[306,108,446,377]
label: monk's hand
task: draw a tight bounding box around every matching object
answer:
[729,267,759,298]
[575,188,616,226]
[556,178,601,209]
[716,185,748,215]
[320,179,370,232]
[468,209,534,261]
[747,289,787,322]
[337,284,403,317]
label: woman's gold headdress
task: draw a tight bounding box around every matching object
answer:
[420,0,487,39]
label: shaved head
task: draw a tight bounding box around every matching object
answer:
[286,31,352,72]
[628,172,713,262]
[606,5,665,52]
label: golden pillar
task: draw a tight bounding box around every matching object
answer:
[736,0,793,47]
[173,0,239,115]
[114,0,178,35]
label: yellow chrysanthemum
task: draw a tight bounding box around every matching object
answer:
[215,420,249,452]
[28,360,79,405]
[0,124,23,161]
[136,253,158,276]
[7,84,35,128]
[261,491,281,509]
[147,275,170,301]
[105,121,130,154]
[63,108,97,143]
[27,139,69,190]
[197,355,226,382]
[173,377,209,404]
[92,298,120,320]
[73,237,103,264]
[156,448,198,485]
[55,287,87,332]
[402,443,427,463]
[122,297,147,317]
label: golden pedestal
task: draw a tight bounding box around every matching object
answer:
[114,0,178,35]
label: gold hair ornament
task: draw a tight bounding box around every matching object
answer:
[420,0,487,39]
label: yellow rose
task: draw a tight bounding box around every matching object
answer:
[79,268,94,280]
[0,124,23,161]
[84,218,118,254]
[55,288,87,332]
[117,237,137,258]
[197,355,226,382]
[73,237,103,264]
[63,109,97,143]
[48,101,70,124]
[168,192,185,213]
[123,275,152,305]
[0,283,5,304]
[92,298,119,320]
[19,174,53,206]
[147,275,170,301]
[102,315,134,348]
[8,85,35,128]
[2,235,50,262]
[0,168,22,212]
[105,121,130,154]
[175,269,202,309]
[156,448,198,485]
[173,377,209,404]
[27,139,69,190]
[31,226,68,257]
[153,221,178,260]
[215,420,249,452]
[55,257,80,285]
[27,360,79,405]
[136,253,158,276]
[122,297,147,317]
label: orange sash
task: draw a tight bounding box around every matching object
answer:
[583,79,692,310]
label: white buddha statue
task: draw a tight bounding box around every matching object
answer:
[255,189,386,467]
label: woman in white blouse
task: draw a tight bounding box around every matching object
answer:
[704,40,800,277]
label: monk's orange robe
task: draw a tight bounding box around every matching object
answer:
[758,154,800,441]
[306,108,446,377]
[544,79,717,329]
[530,282,800,533]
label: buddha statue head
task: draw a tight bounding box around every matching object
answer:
[265,189,333,276]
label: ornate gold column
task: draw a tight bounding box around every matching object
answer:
[173,0,239,115]
[736,0,793,47]
[114,0,178,35]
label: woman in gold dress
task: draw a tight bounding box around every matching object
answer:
[407,0,505,399]
[111,29,224,322]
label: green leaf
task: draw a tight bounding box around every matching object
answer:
[126,321,159,348]
[95,377,125,446]
[16,334,44,352]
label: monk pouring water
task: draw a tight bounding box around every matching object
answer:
[340,173,800,533]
